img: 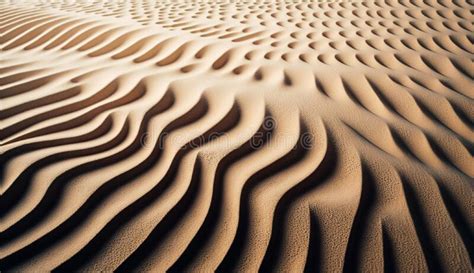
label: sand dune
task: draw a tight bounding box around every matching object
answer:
[0,0,473,272]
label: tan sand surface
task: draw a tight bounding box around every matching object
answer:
[0,0,473,272]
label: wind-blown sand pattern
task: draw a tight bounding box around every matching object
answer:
[0,0,473,272]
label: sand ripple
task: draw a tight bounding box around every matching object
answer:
[0,0,472,272]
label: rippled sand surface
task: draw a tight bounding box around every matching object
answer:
[1,0,473,272]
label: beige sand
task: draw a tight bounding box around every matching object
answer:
[0,0,473,272]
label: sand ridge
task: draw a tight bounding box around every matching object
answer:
[0,0,473,272]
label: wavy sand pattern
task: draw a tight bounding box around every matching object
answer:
[0,0,473,272]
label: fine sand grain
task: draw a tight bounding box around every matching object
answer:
[0,0,473,272]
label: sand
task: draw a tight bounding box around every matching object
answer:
[0,0,473,272]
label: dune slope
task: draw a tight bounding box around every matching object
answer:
[0,0,473,272]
